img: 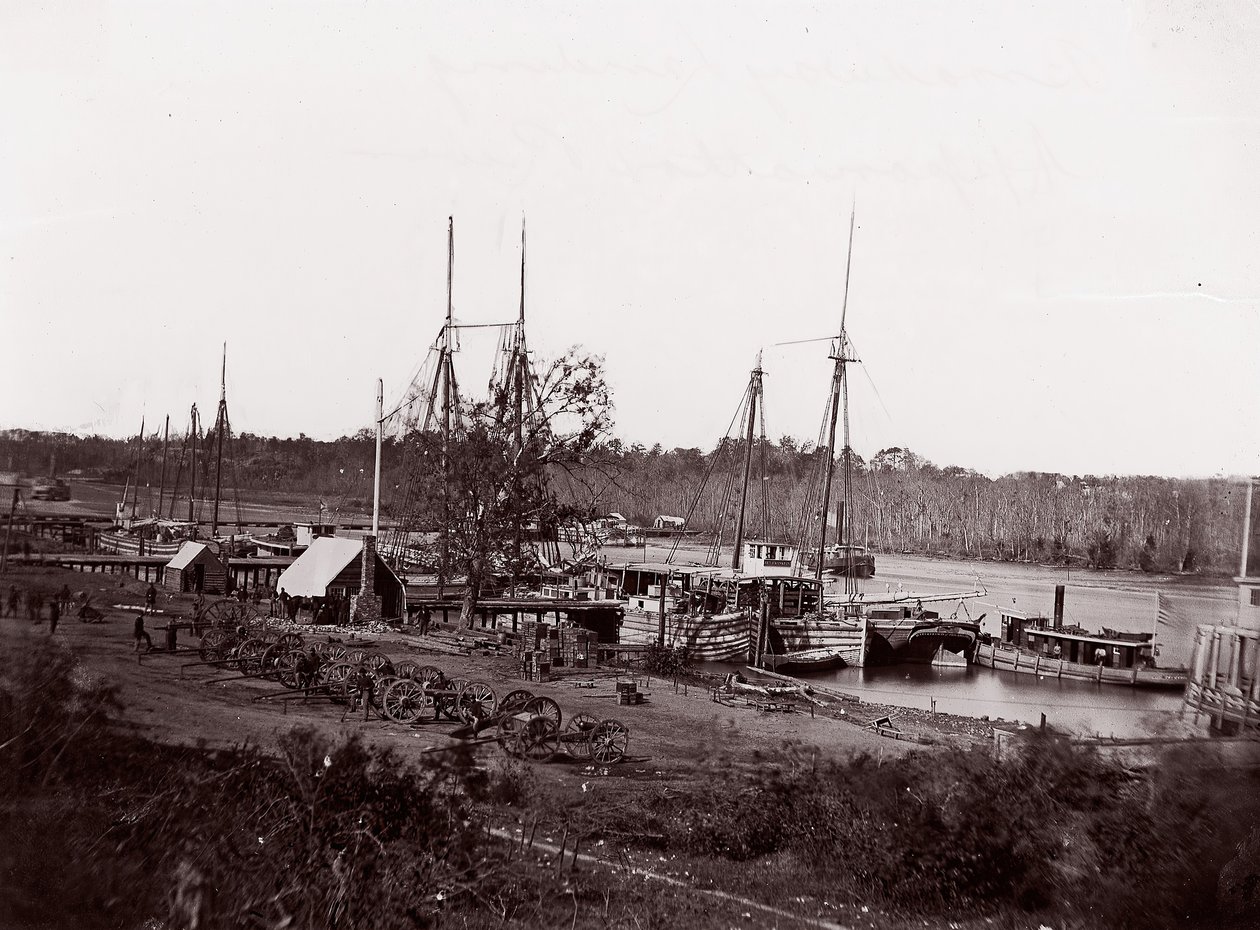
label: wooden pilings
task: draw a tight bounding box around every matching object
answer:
[1183,624,1260,732]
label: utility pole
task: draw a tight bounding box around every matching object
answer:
[372,379,383,536]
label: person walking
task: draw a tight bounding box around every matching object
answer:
[48,598,60,635]
[58,584,72,614]
[134,615,153,653]
[5,584,18,618]
[145,583,157,614]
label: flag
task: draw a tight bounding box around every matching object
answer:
[1156,592,1185,628]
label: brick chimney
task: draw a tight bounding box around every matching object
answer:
[350,534,383,624]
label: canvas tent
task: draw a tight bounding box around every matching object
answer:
[275,536,405,622]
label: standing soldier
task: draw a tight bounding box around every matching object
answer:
[145,583,158,613]
[48,597,60,635]
[5,584,18,618]
[58,584,72,614]
[352,663,375,720]
[134,615,153,653]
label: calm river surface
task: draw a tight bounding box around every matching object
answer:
[606,544,1236,737]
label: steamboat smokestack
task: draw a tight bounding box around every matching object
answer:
[1053,584,1066,631]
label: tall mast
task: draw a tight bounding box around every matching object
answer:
[129,416,145,520]
[439,217,454,596]
[815,207,857,582]
[373,378,383,536]
[511,218,527,595]
[731,353,763,571]
[157,415,170,518]
[211,344,227,536]
[188,404,198,527]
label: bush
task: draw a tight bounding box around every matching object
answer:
[642,642,691,676]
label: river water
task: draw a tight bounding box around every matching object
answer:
[605,544,1237,737]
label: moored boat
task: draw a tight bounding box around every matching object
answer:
[972,592,1187,689]
[760,644,849,673]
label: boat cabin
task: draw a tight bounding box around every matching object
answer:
[998,609,1155,669]
[602,562,821,618]
[293,522,338,548]
[740,540,798,576]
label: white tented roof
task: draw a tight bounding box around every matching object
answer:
[167,542,210,571]
[275,536,364,598]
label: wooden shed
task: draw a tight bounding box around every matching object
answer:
[164,542,228,594]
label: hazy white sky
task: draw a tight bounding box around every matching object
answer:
[3,1,1258,479]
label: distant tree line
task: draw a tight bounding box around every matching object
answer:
[1,428,1246,573]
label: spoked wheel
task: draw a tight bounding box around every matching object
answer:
[364,653,394,676]
[518,715,561,761]
[260,642,288,679]
[457,681,497,725]
[321,644,349,663]
[346,649,368,666]
[198,628,234,662]
[523,696,562,730]
[416,666,445,689]
[589,719,630,764]
[203,600,263,631]
[564,713,600,759]
[438,677,466,721]
[498,689,535,717]
[496,713,529,756]
[322,662,355,703]
[274,650,304,689]
[393,660,420,680]
[233,638,269,675]
[275,632,304,653]
[382,679,434,724]
[371,676,400,710]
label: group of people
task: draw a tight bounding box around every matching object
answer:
[5,582,78,634]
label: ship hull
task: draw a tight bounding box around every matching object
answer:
[974,641,1187,688]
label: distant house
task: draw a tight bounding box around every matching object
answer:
[163,542,229,594]
[653,515,686,530]
[276,536,406,622]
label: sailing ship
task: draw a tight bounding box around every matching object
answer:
[972,586,1188,688]
[775,207,983,666]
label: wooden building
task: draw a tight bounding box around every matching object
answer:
[163,542,228,594]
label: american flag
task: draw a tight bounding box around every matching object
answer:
[1156,592,1184,628]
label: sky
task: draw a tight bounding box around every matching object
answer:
[2,1,1259,479]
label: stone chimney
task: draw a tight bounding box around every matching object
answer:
[350,534,383,625]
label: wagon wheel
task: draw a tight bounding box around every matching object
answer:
[322,644,349,663]
[563,713,599,759]
[260,642,288,679]
[438,676,467,721]
[496,713,528,756]
[519,715,561,761]
[275,632,304,653]
[365,653,394,677]
[322,662,355,703]
[371,676,399,710]
[498,689,535,717]
[589,719,630,764]
[198,628,233,662]
[233,638,269,675]
[393,660,420,680]
[346,649,368,666]
[274,650,304,689]
[382,679,433,724]
[203,599,261,631]
[523,696,562,730]
[416,665,445,689]
[456,681,498,725]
